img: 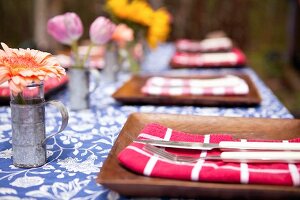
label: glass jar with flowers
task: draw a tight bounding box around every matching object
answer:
[105,0,171,73]
[111,23,138,74]
[47,13,116,110]
[90,17,119,83]
[0,43,69,168]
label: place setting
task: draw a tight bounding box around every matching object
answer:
[170,32,247,69]
[98,112,300,199]
[112,73,261,106]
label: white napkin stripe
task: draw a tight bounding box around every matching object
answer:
[283,140,300,186]
[240,139,249,184]
[288,164,300,186]
[143,156,159,176]
[191,134,210,181]
[164,128,173,141]
[142,128,174,176]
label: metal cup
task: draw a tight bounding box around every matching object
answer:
[68,68,100,110]
[102,43,121,83]
[10,82,69,168]
[11,100,68,168]
[102,48,120,83]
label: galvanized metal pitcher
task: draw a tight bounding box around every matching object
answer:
[68,68,99,110]
[10,83,69,168]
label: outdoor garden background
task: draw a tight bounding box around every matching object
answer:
[0,0,299,116]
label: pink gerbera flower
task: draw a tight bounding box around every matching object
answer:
[0,42,66,94]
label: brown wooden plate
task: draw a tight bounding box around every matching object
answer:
[97,113,300,199]
[112,74,261,106]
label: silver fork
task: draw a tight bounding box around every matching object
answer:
[143,144,300,163]
[143,144,220,163]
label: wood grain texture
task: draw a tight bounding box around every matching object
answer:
[112,74,261,106]
[97,113,300,199]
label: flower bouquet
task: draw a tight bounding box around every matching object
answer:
[0,43,65,104]
[0,43,68,168]
[47,12,116,69]
[105,0,171,72]
[47,13,117,110]
[105,0,171,49]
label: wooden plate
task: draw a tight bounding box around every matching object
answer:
[97,113,300,199]
[112,74,261,106]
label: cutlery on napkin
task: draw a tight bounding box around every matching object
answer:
[118,123,300,186]
[143,143,300,163]
[135,138,300,151]
[141,75,249,96]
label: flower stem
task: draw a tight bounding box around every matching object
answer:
[71,41,80,67]
[15,93,26,105]
[126,47,139,73]
[81,43,94,67]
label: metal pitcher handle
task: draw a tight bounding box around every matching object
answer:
[42,100,69,144]
[89,68,101,94]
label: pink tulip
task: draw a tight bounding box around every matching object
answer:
[112,24,134,47]
[47,12,83,45]
[89,17,116,45]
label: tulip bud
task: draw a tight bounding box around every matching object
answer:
[47,12,83,45]
[89,17,116,45]
[112,24,134,48]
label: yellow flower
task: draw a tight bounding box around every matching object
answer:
[147,8,171,48]
[106,0,129,18]
[126,0,153,26]
[105,0,171,48]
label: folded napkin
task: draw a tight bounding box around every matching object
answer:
[171,48,246,68]
[176,37,233,52]
[0,75,68,97]
[118,123,300,186]
[141,75,249,96]
[0,82,10,97]
[44,75,69,92]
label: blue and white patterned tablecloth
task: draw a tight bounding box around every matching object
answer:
[0,44,293,200]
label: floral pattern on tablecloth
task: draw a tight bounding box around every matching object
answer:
[0,44,293,200]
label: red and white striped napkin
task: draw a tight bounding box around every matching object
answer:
[118,123,300,186]
[176,37,233,52]
[171,48,246,68]
[0,75,69,97]
[141,75,249,96]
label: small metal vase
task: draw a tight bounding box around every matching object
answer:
[102,43,120,83]
[10,82,68,168]
[68,68,90,110]
[68,68,100,110]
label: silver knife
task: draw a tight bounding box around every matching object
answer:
[134,138,300,151]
